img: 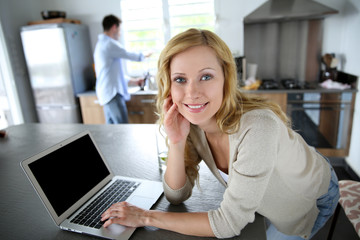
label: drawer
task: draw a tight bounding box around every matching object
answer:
[126,95,157,123]
[126,95,156,107]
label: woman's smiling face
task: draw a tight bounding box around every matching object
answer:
[170,45,224,127]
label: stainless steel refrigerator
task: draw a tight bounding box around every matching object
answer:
[20,23,95,123]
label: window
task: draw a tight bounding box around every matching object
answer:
[0,21,23,127]
[168,0,215,35]
[120,0,215,76]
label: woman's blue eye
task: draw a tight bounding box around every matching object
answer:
[201,74,212,81]
[175,77,186,83]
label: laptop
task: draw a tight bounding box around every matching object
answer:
[21,130,163,240]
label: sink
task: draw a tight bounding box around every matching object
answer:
[128,86,157,95]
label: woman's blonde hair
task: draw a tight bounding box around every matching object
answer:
[156,28,291,184]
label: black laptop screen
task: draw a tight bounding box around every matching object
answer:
[28,134,111,216]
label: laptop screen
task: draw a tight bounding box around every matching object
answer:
[28,134,110,216]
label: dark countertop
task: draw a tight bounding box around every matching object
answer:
[0,123,266,240]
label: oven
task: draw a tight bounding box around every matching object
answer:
[286,92,355,156]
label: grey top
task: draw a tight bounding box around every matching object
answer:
[163,109,331,239]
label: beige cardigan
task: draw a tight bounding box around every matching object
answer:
[163,109,331,239]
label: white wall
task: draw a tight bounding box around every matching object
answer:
[345,0,360,177]
[317,0,360,176]
[0,0,41,122]
[215,0,266,56]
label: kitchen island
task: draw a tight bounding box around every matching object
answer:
[0,123,266,240]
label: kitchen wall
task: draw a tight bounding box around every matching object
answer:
[1,0,359,175]
[319,0,360,177]
[0,0,40,123]
[215,0,266,56]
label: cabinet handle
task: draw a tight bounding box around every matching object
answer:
[129,111,144,115]
[141,99,155,104]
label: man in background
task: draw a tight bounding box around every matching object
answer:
[94,14,151,124]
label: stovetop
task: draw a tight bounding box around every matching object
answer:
[259,79,280,90]
[281,79,302,89]
[259,78,315,90]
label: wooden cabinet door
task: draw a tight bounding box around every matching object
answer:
[246,92,287,113]
[126,95,157,123]
[79,95,105,124]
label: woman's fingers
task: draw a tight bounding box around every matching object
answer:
[101,202,146,228]
[101,202,127,221]
[163,96,181,128]
[162,95,190,144]
[163,95,175,113]
[164,103,178,123]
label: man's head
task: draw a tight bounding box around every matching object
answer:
[102,14,122,40]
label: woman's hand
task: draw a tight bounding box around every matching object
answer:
[101,202,148,228]
[163,96,190,145]
[101,202,214,237]
[163,95,189,190]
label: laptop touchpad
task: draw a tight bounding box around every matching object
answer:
[106,223,127,235]
[128,195,154,209]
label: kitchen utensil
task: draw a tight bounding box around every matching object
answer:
[140,72,150,91]
[330,58,339,68]
[322,54,333,68]
[41,11,66,20]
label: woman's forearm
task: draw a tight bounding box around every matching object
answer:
[164,141,187,189]
[145,210,215,237]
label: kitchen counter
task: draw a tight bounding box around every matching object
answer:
[129,86,158,95]
[77,86,158,98]
[0,123,266,240]
[243,87,357,94]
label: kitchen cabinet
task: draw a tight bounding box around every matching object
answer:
[245,92,287,112]
[78,94,105,124]
[78,91,157,124]
[126,94,157,123]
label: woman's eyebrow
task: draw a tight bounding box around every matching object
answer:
[199,67,216,72]
[171,67,216,76]
[171,72,186,76]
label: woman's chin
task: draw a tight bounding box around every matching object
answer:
[186,116,214,128]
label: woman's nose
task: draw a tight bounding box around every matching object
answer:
[187,80,200,99]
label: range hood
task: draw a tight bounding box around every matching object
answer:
[244,0,338,24]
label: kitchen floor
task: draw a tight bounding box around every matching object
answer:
[312,164,359,240]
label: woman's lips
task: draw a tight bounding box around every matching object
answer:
[184,103,209,112]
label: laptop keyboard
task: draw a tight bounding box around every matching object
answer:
[70,179,140,229]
